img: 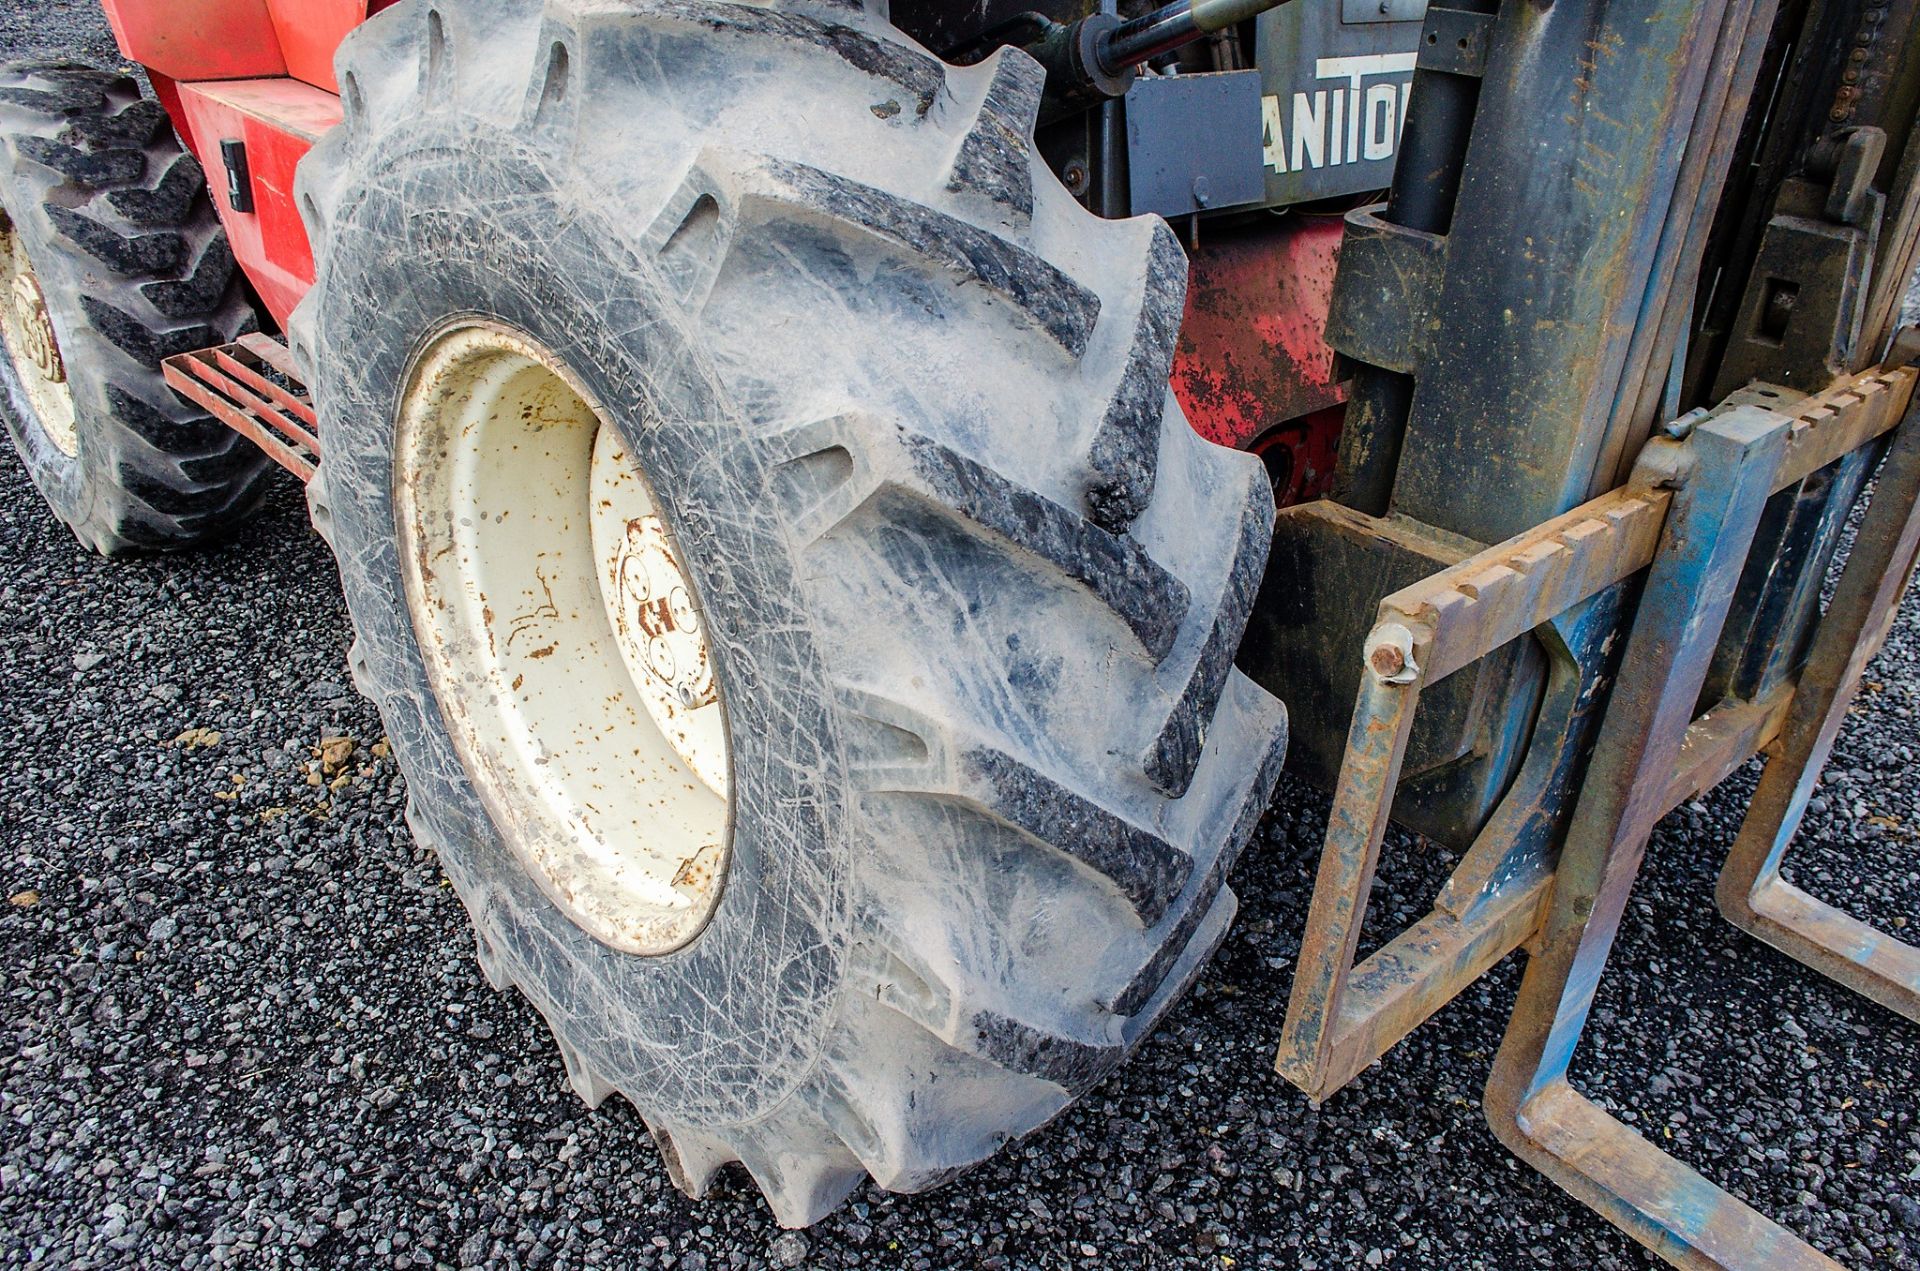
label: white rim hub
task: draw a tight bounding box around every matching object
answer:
[588,430,730,797]
[395,323,731,955]
[0,217,77,457]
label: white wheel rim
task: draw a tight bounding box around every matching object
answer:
[395,322,732,955]
[0,216,78,457]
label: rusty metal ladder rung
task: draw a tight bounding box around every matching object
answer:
[162,333,318,483]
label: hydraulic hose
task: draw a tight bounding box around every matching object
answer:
[1097,0,1286,76]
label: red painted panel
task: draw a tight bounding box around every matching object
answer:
[1252,402,1344,508]
[265,0,369,93]
[99,0,287,82]
[1172,214,1347,452]
[145,72,196,158]
[176,79,343,327]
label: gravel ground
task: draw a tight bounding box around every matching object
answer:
[3,6,1918,1269]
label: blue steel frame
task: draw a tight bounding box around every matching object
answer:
[1713,411,1920,1022]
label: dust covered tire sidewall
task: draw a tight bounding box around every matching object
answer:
[0,195,82,509]
[300,0,1291,1221]
[313,139,853,1126]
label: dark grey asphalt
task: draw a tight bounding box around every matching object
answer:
[1,5,1916,1268]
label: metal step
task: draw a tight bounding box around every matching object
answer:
[163,334,318,483]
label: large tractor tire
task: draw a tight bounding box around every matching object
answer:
[295,0,1288,1225]
[0,62,268,555]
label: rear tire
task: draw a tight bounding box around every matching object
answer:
[296,0,1287,1225]
[0,62,268,555]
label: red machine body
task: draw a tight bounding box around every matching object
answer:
[100,0,391,324]
[100,0,397,88]
[103,0,1347,473]
[1171,215,1347,504]
[171,79,339,323]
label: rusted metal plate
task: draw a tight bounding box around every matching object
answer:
[1243,499,1492,793]
[162,334,317,483]
[1172,213,1347,454]
[1708,178,1882,401]
[1322,205,1443,376]
[1333,0,1781,548]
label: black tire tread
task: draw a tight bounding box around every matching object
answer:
[296,0,1287,1227]
[0,61,269,555]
